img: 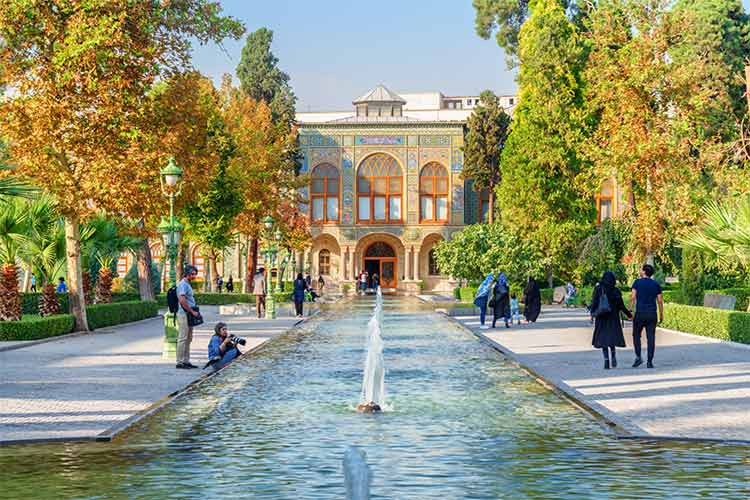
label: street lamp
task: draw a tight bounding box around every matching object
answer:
[261,215,279,319]
[159,157,183,358]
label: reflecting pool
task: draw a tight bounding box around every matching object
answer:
[1,298,749,499]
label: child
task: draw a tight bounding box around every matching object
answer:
[510,293,521,325]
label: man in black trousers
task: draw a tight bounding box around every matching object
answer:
[629,264,664,369]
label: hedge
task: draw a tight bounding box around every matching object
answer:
[662,303,750,344]
[156,292,291,307]
[0,314,75,341]
[706,288,750,312]
[86,300,160,330]
[20,292,142,315]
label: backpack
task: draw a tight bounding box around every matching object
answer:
[167,286,179,317]
[594,288,612,318]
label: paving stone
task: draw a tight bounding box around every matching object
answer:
[454,306,750,442]
[0,306,301,443]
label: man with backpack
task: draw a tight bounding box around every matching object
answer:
[175,265,200,369]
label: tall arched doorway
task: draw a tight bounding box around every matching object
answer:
[364,241,397,289]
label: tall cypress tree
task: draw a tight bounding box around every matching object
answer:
[462,91,511,224]
[236,27,296,129]
[498,0,594,284]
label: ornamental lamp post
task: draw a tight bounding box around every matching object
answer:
[159,157,184,358]
[262,215,278,319]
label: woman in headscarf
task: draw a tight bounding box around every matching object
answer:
[523,276,542,323]
[293,273,307,318]
[473,273,494,330]
[590,271,633,369]
[491,273,511,328]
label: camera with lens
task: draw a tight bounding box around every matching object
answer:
[229,334,246,346]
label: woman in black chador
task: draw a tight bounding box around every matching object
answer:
[522,276,542,323]
[491,273,511,328]
[590,271,633,369]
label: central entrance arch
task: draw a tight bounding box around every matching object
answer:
[364,241,397,289]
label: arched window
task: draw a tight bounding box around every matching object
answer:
[319,249,331,275]
[311,164,340,223]
[596,180,614,224]
[428,248,440,276]
[357,154,402,223]
[420,163,449,222]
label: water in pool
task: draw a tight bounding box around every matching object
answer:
[1,297,748,499]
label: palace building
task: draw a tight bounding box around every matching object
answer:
[293,85,518,293]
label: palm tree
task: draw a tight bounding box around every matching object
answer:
[681,195,750,310]
[21,196,67,315]
[84,217,140,303]
[0,198,29,320]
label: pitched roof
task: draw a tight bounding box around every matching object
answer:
[352,84,406,104]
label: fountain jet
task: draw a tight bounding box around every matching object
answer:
[358,287,385,413]
[343,446,371,500]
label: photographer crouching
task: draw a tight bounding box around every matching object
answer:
[205,322,246,372]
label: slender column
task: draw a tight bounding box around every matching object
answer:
[343,247,349,280]
[413,249,420,281]
[351,249,358,280]
[404,247,412,281]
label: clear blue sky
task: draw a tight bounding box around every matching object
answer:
[192,0,750,112]
[191,0,518,111]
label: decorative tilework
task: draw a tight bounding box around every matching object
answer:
[404,228,421,241]
[301,150,309,173]
[407,212,418,224]
[419,148,450,167]
[451,146,464,172]
[343,135,354,146]
[342,190,354,225]
[408,135,418,146]
[342,149,353,169]
[310,135,339,147]
[451,135,464,146]
[452,184,464,211]
[311,148,339,164]
[419,135,450,146]
[355,136,405,145]
[407,150,418,172]
[299,136,309,146]
[341,228,356,242]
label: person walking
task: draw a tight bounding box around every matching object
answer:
[491,273,511,329]
[305,272,312,290]
[359,271,367,294]
[253,268,266,318]
[372,273,379,289]
[176,265,200,369]
[293,272,307,318]
[216,275,223,293]
[317,275,325,296]
[473,273,494,330]
[629,264,664,368]
[226,275,234,293]
[30,274,37,293]
[590,271,632,369]
[523,276,541,323]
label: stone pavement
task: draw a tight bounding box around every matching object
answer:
[0,306,304,444]
[453,306,750,443]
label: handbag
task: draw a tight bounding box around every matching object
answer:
[594,290,612,318]
[186,305,204,327]
[488,296,496,308]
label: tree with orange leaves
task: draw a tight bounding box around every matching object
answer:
[0,2,242,330]
[221,82,302,292]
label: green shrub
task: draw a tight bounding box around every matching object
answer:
[21,292,142,315]
[459,287,478,303]
[156,292,256,306]
[123,262,161,297]
[453,287,461,300]
[540,288,554,304]
[662,303,750,344]
[680,249,705,305]
[661,289,685,304]
[0,314,75,341]
[86,301,159,330]
[706,288,750,312]
[342,283,352,295]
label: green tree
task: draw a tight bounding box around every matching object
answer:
[236,28,297,128]
[473,0,580,65]
[680,195,750,303]
[576,219,630,285]
[497,0,594,285]
[183,107,245,292]
[432,223,544,285]
[462,91,511,224]
[83,217,140,304]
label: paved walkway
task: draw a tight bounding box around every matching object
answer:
[0,306,305,444]
[453,306,750,443]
